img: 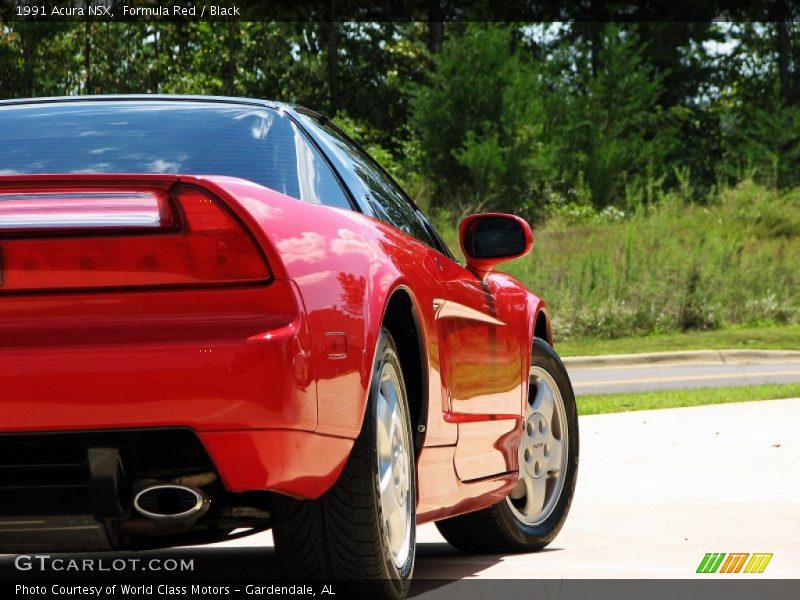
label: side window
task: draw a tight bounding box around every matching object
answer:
[289,122,352,210]
[296,113,441,250]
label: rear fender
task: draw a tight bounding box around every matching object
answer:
[209,177,434,439]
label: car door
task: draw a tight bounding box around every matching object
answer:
[429,239,527,481]
[432,257,525,420]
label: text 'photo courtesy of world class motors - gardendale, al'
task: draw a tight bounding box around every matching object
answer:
[0,1,799,599]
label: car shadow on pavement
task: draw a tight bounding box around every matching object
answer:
[410,543,562,596]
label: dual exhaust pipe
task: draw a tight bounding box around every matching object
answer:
[133,484,209,520]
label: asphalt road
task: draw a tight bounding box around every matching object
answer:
[2,399,798,591]
[567,359,800,395]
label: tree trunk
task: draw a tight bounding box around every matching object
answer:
[226,22,237,96]
[84,18,93,94]
[325,22,339,114]
[325,10,339,113]
[776,13,793,106]
[589,25,600,77]
[428,0,443,53]
[20,26,35,97]
[123,24,130,93]
[584,0,606,78]
[152,25,160,93]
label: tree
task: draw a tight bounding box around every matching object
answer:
[558,25,682,207]
[715,22,800,188]
[411,24,556,213]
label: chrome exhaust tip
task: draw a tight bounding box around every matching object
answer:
[133,484,209,520]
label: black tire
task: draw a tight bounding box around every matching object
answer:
[272,329,416,599]
[435,337,579,554]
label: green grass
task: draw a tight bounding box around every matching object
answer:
[578,383,800,415]
[434,181,800,342]
[556,323,800,357]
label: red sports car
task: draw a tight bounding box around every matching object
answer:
[0,96,578,598]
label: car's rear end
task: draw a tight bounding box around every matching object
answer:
[0,99,345,552]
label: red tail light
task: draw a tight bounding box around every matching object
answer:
[0,185,270,292]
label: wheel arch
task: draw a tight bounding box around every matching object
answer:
[521,296,553,396]
[534,305,553,346]
[378,285,429,454]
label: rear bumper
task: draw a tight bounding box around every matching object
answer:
[0,426,353,552]
[199,429,353,499]
[0,280,354,499]
[0,427,352,519]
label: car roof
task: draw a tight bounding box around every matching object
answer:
[0,94,301,113]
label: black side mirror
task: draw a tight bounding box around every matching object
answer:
[460,213,533,274]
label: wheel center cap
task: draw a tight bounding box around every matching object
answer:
[521,411,549,479]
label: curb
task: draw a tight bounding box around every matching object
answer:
[562,349,800,369]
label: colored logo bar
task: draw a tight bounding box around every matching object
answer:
[697,553,773,574]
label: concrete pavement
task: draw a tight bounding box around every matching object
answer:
[208,399,800,580]
[413,398,800,580]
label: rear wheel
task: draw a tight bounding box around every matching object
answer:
[435,337,578,553]
[272,329,415,599]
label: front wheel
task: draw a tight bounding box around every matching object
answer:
[272,329,415,599]
[435,337,579,553]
